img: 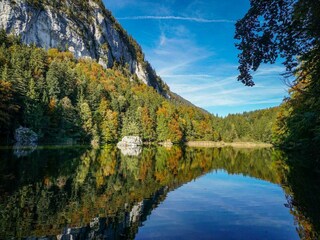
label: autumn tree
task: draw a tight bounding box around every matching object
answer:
[98,98,119,143]
[235,0,320,152]
[138,106,156,142]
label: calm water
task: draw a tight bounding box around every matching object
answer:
[0,146,319,239]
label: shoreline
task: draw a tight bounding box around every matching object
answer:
[185,141,273,148]
[0,141,273,149]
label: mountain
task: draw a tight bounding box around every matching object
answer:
[0,0,278,145]
[0,0,169,96]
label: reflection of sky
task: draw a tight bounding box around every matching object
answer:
[136,170,299,240]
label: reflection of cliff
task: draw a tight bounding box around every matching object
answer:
[0,146,315,239]
[50,187,170,240]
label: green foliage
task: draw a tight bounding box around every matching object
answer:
[0,79,19,133]
[273,73,320,153]
[236,0,320,158]
[0,31,278,145]
[216,107,279,143]
[0,32,221,144]
[235,0,320,86]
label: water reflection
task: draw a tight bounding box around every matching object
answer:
[0,146,318,239]
[273,151,320,240]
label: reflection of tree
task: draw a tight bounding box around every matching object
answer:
[0,146,319,239]
[273,151,320,240]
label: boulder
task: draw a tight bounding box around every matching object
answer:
[117,136,142,147]
[118,145,142,156]
[13,145,36,158]
[14,126,38,146]
[117,136,142,156]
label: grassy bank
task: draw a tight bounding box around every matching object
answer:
[186,141,273,148]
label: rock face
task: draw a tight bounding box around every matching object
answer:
[14,126,38,146]
[0,0,169,96]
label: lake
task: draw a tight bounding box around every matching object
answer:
[0,146,319,239]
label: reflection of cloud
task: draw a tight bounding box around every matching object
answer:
[118,16,235,23]
[150,172,293,229]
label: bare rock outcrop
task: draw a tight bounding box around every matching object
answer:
[0,0,169,96]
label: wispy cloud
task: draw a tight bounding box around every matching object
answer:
[147,27,214,76]
[144,24,287,115]
[169,75,286,108]
[106,0,287,116]
[117,16,236,23]
[253,65,285,76]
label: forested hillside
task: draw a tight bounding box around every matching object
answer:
[0,31,279,145]
[217,108,278,143]
[0,31,219,144]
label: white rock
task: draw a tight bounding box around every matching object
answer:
[117,136,142,156]
[14,126,38,145]
[117,136,142,147]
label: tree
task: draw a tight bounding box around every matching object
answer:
[60,96,80,138]
[236,0,320,153]
[121,113,141,137]
[25,79,46,135]
[168,115,183,143]
[156,102,171,142]
[46,61,75,100]
[98,98,119,143]
[235,0,320,86]
[79,101,94,139]
[0,80,18,131]
[138,106,156,142]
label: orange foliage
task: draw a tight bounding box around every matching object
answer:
[47,48,74,63]
[48,98,56,113]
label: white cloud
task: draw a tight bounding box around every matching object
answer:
[143,24,287,113]
[117,15,236,23]
[169,74,286,107]
[105,1,172,15]
[253,65,285,76]
[108,0,288,115]
[146,27,214,77]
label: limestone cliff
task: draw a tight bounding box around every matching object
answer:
[0,0,169,96]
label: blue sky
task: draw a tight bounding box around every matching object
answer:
[104,0,289,116]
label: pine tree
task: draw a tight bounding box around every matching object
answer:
[79,101,94,139]
[25,79,46,135]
